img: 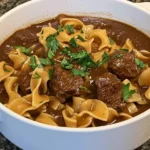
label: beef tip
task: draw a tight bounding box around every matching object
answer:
[14,29,38,44]
[95,72,123,108]
[49,65,84,103]
[18,70,31,95]
[108,50,139,79]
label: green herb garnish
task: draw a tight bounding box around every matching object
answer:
[97,52,110,67]
[61,58,73,70]
[46,34,60,59]
[62,47,87,61]
[72,68,89,77]
[109,37,115,45]
[58,25,64,32]
[78,54,97,68]
[135,58,145,69]
[32,72,41,79]
[48,50,55,59]
[122,83,136,102]
[62,47,96,69]
[39,58,51,66]
[49,69,54,79]
[77,35,85,42]
[116,53,123,59]
[16,46,31,55]
[64,25,74,34]
[70,38,78,48]
[30,56,37,70]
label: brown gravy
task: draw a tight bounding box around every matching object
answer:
[0,14,150,126]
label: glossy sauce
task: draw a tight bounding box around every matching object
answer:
[0,14,150,126]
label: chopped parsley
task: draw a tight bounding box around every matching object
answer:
[32,72,41,79]
[57,25,64,32]
[70,38,78,48]
[39,58,51,66]
[62,47,87,60]
[135,58,146,69]
[62,47,96,69]
[72,68,89,77]
[116,53,123,59]
[77,35,85,42]
[97,52,110,67]
[61,58,73,70]
[48,49,55,59]
[30,56,37,70]
[122,83,136,102]
[16,46,31,55]
[109,37,115,45]
[49,69,54,79]
[46,34,60,59]
[64,25,74,34]
[78,54,97,68]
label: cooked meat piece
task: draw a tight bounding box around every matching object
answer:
[14,29,38,44]
[18,70,31,95]
[49,65,84,103]
[108,50,139,79]
[95,72,123,108]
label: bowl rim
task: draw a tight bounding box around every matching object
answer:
[0,0,150,132]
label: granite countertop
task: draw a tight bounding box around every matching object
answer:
[0,0,150,149]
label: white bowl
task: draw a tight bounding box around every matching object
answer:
[0,0,150,150]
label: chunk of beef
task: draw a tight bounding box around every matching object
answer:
[95,72,123,108]
[14,29,38,44]
[49,65,84,103]
[18,70,31,95]
[108,50,139,79]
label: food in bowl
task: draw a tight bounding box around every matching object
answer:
[0,14,150,128]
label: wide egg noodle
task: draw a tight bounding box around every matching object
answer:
[30,72,50,108]
[62,97,109,128]
[48,96,64,110]
[35,113,58,126]
[89,29,111,50]
[122,39,135,50]
[4,77,21,104]
[31,67,50,93]
[145,87,150,100]
[37,26,57,50]
[77,38,94,53]
[9,48,27,70]
[126,102,138,114]
[0,61,14,81]
[138,68,150,86]
[107,108,119,123]
[7,95,34,115]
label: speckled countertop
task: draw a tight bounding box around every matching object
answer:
[0,0,150,150]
